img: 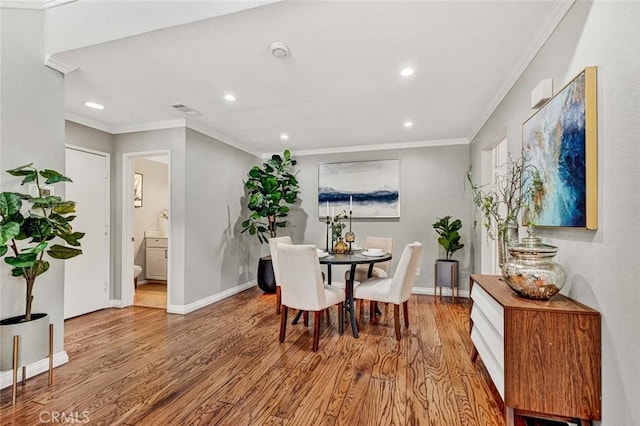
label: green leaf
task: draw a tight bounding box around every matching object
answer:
[0,222,20,245]
[11,268,24,277]
[0,192,22,217]
[263,176,278,193]
[283,150,291,161]
[248,167,262,179]
[6,163,34,175]
[24,217,53,242]
[0,246,7,257]
[6,164,37,185]
[29,241,48,254]
[59,231,85,247]
[40,169,72,185]
[36,260,50,276]
[53,201,76,215]
[5,252,37,268]
[47,244,82,259]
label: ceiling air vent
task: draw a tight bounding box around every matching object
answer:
[169,103,202,116]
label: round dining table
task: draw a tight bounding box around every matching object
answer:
[319,251,393,338]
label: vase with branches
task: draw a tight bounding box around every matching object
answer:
[467,154,541,266]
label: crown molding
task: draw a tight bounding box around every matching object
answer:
[0,0,74,9]
[43,0,76,8]
[466,0,575,142]
[111,119,186,134]
[186,120,262,158]
[45,54,77,74]
[0,0,42,9]
[65,114,467,159]
[286,138,469,158]
[65,113,114,134]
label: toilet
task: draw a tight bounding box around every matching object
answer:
[134,265,142,288]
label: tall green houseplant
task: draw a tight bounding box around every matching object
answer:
[241,150,299,243]
[0,164,84,321]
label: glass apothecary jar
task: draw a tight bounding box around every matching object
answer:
[502,226,567,300]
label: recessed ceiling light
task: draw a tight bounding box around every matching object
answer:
[280,133,289,140]
[224,94,237,102]
[403,120,414,128]
[84,101,104,110]
[400,67,415,77]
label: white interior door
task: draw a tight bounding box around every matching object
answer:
[64,147,109,319]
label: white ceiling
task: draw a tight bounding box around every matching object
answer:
[49,0,574,156]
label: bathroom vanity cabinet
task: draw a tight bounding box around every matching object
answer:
[145,237,167,281]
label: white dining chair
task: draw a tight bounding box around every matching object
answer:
[268,236,293,315]
[344,236,394,283]
[353,241,422,340]
[276,244,344,351]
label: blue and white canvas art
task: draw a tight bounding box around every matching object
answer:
[523,68,597,228]
[318,160,399,218]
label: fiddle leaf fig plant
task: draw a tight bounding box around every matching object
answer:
[0,164,84,321]
[432,216,465,260]
[241,150,299,244]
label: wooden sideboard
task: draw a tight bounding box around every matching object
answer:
[469,274,601,426]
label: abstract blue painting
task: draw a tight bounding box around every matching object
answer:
[522,67,597,229]
[318,160,399,218]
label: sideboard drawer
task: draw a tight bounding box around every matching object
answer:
[471,282,504,336]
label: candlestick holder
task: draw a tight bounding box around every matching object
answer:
[325,216,331,252]
[344,209,355,253]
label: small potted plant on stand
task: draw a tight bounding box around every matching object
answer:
[241,150,299,293]
[0,164,83,404]
[432,215,464,302]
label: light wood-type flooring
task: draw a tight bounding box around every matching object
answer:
[133,282,167,309]
[0,287,510,425]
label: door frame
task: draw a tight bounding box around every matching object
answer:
[120,150,171,309]
[65,144,111,314]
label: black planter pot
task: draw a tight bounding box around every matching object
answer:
[257,255,276,293]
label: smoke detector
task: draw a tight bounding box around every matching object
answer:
[271,42,290,59]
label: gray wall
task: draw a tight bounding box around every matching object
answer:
[469,2,639,424]
[0,9,66,353]
[184,129,261,304]
[290,144,472,291]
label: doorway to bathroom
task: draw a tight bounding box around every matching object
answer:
[121,150,171,310]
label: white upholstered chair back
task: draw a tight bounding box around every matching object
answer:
[268,236,293,287]
[363,236,394,273]
[387,242,422,304]
[277,244,327,312]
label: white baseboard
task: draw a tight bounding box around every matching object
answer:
[0,351,69,390]
[167,280,257,315]
[109,299,125,308]
[412,286,469,298]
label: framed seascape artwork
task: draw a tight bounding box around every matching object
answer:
[134,173,143,208]
[318,159,399,218]
[522,66,597,229]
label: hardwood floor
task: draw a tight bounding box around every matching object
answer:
[0,288,506,425]
[134,282,167,309]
